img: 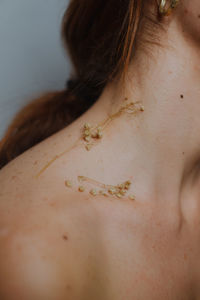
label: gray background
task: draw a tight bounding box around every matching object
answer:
[0,0,71,138]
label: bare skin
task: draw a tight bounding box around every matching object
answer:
[0,0,200,299]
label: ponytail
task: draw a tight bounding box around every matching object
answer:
[0,82,96,169]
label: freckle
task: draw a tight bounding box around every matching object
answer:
[66,284,72,290]
[34,161,38,165]
[63,234,68,241]
[182,152,185,155]
[49,201,56,207]
[198,15,200,18]
[183,253,188,261]
[11,176,17,180]
[184,9,188,14]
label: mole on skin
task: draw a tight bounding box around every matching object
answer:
[62,235,68,241]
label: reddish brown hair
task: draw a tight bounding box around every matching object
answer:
[0,0,159,169]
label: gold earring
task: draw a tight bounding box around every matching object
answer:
[159,0,180,16]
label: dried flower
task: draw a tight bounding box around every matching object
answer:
[78,186,85,192]
[116,193,122,198]
[119,189,126,196]
[85,144,92,151]
[65,180,72,188]
[91,132,98,138]
[99,190,108,197]
[84,123,91,129]
[90,189,97,196]
[108,188,116,195]
[124,180,131,190]
[84,129,91,136]
[97,131,103,139]
[84,136,91,142]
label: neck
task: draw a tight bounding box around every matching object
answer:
[89,16,200,201]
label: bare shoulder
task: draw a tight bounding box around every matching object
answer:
[0,152,98,300]
[0,131,199,299]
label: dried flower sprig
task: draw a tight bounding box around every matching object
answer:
[81,101,145,151]
[78,175,134,199]
[36,99,144,177]
[64,175,136,200]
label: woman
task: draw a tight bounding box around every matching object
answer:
[0,0,199,298]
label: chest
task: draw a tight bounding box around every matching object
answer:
[1,194,196,300]
[98,218,191,299]
[60,200,194,300]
